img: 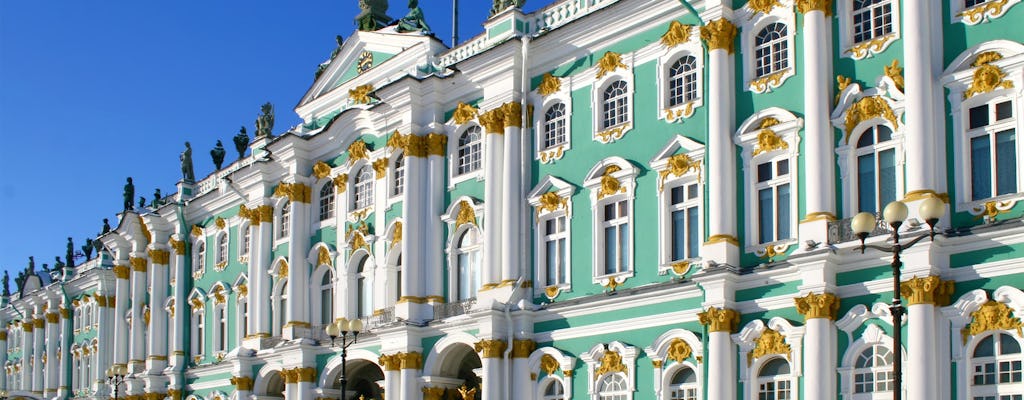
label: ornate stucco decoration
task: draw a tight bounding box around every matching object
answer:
[273,182,311,203]
[670,261,692,276]
[748,328,791,365]
[426,133,448,156]
[883,60,905,91]
[843,96,899,143]
[835,75,851,104]
[755,242,791,261]
[276,260,289,279]
[348,140,370,162]
[312,161,332,180]
[390,221,402,249]
[700,18,738,54]
[540,354,561,375]
[596,165,626,200]
[348,84,374,104]
[795,0,832,15]
[965,51,1014,99]
[170,239,186,255]
[595,123,630,144]
[452,102,479,125]
[959,0,1015,25]
[422,387,445,400]
[595,51,628,79]
[846,33,896,60]
[474,339,508,358]
[457,385,478,400]
[333,174,348,192]
[660,21,693,48]
[537,73,562,96]
[139,216,153,243]
[398,351,423,369]
[210,286,227,305]
[970,199,1016,223]
[512,339,536,359]
[455,200,478,227]
[189,297,204,313]
[544,285,562,301]
[535,192,569,218]
[747,0,782,15]
[191,225,204,238]
[666,338,693,364]
[386,131,406,149]
[148,249,170,265]
[664,103,696,123]
[901,276,955,306]
[658,154,700,191]
[378,354,401,371]
[698,307,740,333]
[594,350,627,378]
[962,300,1023,343]
[794,292,840,321]
[750,69,790,93]
[317,246,332,267]
[372,158,389,179]
[539,145,565,164]
[479,107,506,134]
[349,231,370,252]
[230,376,254,391]
[752,118,789,156]
[214,217,226,230]
[236,283,248,298]
[238,205,261,225]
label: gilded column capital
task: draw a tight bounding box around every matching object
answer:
[901,276,955,306]
[426,133,448,157]
[422,387,446,400]
[378,353,401,371]
[398,351,423,369]
[130,257,148,272]
[143,393,166,400]
[60,308,71,319]
[372,158,389,179]
[501,102,523,128]
[296,367,316,382]
[794,292,840,321]
[239,204,262,225]
[169,239,186,256]
[45,313,58,324]
[230,376,254,391]
[796,0,833,16]
[273,182,312,203]
[22,321,33,332]
[474,339,508,358]
[479,107,506,134]
[33,319,44,328]
[167,389,182,400]
[96,296,108,308]
[148,249,170,265]
[113,265,130,279]
[0,331,7,340]
[511,339,537,358]
[698,307,740,333]
[258,205,274,223]
[700,18,738,54]
[404,134,429,158]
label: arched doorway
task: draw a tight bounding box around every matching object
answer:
[257,370,285,398]
[436,343,483,399]
[326,359,384,400]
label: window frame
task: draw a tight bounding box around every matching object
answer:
[839,0,901,60]
[651,135,705,276]
[837,119,906,217]
[528,176,575,294]
[237,220,251,263]
[738,5,796,93]
[352,252,374,319]
[590,62,635,144]
[969,332,1024,400]
[951,0,1022,25]
[215,232,229,270]
[389,150,406,200]
[452,125,484,181]
[658,42,704,124]
[965,97,1019,202]
[532,84,573,163]
[318,181,336,222]
[584,158,638,287]
[192,239,207,279]
[276,200,291,242]
[581,341,638,400]
[756,357,796,400]
[734,110,802,250]
[352,164,375,212]
[452,225,483,302]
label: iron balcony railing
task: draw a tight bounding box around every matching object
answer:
[432,298,476,320]
[827,213,893,244]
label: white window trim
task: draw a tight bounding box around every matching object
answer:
[350,162,376,219]
[643,329,705,400]
[584,158,638,286]
[270,275,288,337]
[447,124,486,187]
[657,37,704,123]
[233,284,248,341]
[188,289,207,360]
[531,76,574,163]
[590,56,635,144]
[943,285,1024,400]
[737,2,796,93]
[387,150,406,205]
[309,264,335,326]
[212,303,227,354]
[214,232,229,271]
[650,136,705,276]
[383,221,403,307]
[313,179,337,230]
[838,120,906,215]
[237,220,251,263]
[528,347,576,400]
[192,238,207,280]
[348,250,374,318]
[951,0,1022,25]
[838,0,900,60]
[449,224,483,302]
[528,176,575,295]
[441,197,485,300]
[734,318,804,400]
[735,108,802,250]
[274,199,291,246]
[967,331,1024,399]
[581,341,638,400]
[838,324,903,399]
[941,41,1024,209]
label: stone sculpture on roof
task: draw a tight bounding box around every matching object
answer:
[356,0,392,31]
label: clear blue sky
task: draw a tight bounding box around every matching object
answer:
[0,1,509,278]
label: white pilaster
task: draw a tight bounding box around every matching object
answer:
[482,126,505,287]
[798,3,836,244]
[480,355,503,400]
[20,318,32,392]
[284,183,312,339]
[43,303,58,396]
[113,263,130,368]
[169,234,187,370]
[147,246,170,373]
[501,122,523,283]
[399,137,429,321]
[425,135,446,304]
[907,303,938,400]
[31,307,43,393]
[253,204,274,337]
[129,253,147,371]
[902,0,938,194]
[57,306,70,398]
[706,331,734,400]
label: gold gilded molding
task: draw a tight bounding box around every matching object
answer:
[750,69,789,93]
[143,393,167,400]
[379,354,401,371]
[540,354,560,375]
[474,339,508,358]
[386,131,406,149]
[452,102,479,125]
[901,276,955,306]
[595,51,627,79]
[170,239,186,255]
[455,200,477,227]
[33,319,44,328]
[594,350,627,378]
[652,360,664,369]
[749,328,791,365]
[844,96,899,143]
[348,139,370,161]
[595,122,630,143]
[397,295,427,304]
[962,300,1023,343]
[959,0,1011,24]
[664,102,696,123]
[45,313,58,324]
[661,20,693,48]
[835,75,852,104]
[333,174,348,192]
[313,161,332,179]
[148,249,170,265]
[422,387,446,400]
[349,84,374,104]
[372,158,389,179]
[670,261,691,276]
[501,102,523,128]
[130,257,148,272]
[538,73,562,96]
[296,367,316,382]
[512,339,536,358]
[113,265,130,279]
[236,283,248,298]
[239,205,259,225]
[965,51,1013,99]
[544,285,562,300]
[214,217,226,230]
[191,225,204,238]
[698,307,740,333]
[426,133,447,156]
[700,18,738,54]
[60,308,71,319]
[659,153,700,191]
[349,231,370,251]
[705,234,739,246]
[796,0,832,15]
[479,107,506,133]
[273,182,312,203]
[317,246,332,267]
[884,60,905,91]
[748,0,782,15]
[139,216,153,243]
[189,297,204,312]
[539,145,565,164]
[972,200,1015,222]
[276,260,289,279]
[96,295,108,307]
[800,211,837,223]
[404,134,428,157]
[596,165,626,200]
[667,338,693,363]
[795,292,840,321]
[457,385,477,400]
[391,221,403,249]
[536,192,568,218]
[398,351,423,369]
[210,286,227,305]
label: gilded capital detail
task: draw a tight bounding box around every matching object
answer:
[230,376,254,391]
[795,292,840,321]
[474,339,508,358]
[901,276,955,306]
[404,134,428,157]
[796,0,833,16]
[170,239,186,255]
[398,351,423,369]
[512,339,537,358]
[749,328,791,366]
[273,182,312,203]
[130,257,148,272]
[698,307,740,333]
[426,133,448,156]
[148,249,170,265]
[379,354,401,371]
[700,18,738,54]
[113,265,130,280]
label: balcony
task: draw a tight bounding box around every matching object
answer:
[309,307,398,345]
[432,298,476,320]
[827,213,893,244]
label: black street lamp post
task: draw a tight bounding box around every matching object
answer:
[851,196,946,400]
[105,364,128,400]
[325,317,364,400]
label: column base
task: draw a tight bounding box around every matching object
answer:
[798,213,834,251]
[702,236,740,268]
[282,322,311,341]
[395,300,433,322]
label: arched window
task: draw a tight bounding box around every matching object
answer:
[971,333,1024,398]
[319,183,335,221]
[273,279,288,335]
[395,253,403,304]
[456,126,483,176]
[216,233,228,265]
[855,125,897,213]
[454,228,482,301]
[215,305,227,352]
[356,255,373,318]
[279,203,291,239]
[597,373,630,400]
[757,358,794,399]
[240,224,251,260]
[393,154,405,197]
[668,367,699,400]
[319,270,334,325]
[354,166,374,210]
[194,241,206,274]
[602,80,629,129]
[668,56,698,107]
[543,103,567,150]
[237,293,249,340]
[543,379,566,400]
[754,23,789,78]
[853,344,894,396]
[852,0,893,45]
[192,310,205,358]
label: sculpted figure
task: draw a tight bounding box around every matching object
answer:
[2,271,9,296]
[397,0,431,33]
[211,140,226,170]
[139,196,147,209]
[355,0,392,31]
[52,257,63,272]
[181,142,195,182]
[93,234,103,254]
[123,177,135,211]
[490,0,525,16]
[233,126,250,158]
[255,103,275,138]
[66,237,75,268]
[102,218,112,234]
[82,238,94,260]
[152,188,162,207]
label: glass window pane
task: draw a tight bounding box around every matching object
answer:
[858,153,877,213]
[777,184,791,240]
[672,209,686,261]
[605,226,617,274]
[777,159,789,176]
[995,129,1017,196]
[996,101,1013,121]
[971,135,992,200]
[758,162,773,182]
[687,207,699,259]
[619,223,629,272]
[969,104,989,129]
[879,149,897,208]
[759,188,774,243]
[671,186,685,205]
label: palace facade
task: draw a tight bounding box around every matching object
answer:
[3,0,1024,399]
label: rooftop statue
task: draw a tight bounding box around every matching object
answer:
[82,238,94,260]
[331,35,345,59]
[93,234,103,254]
[211,140,226,170]
[356,0,392,31]
[139,196,147,209]
[316,36,347,79]
[397,0,431,33]
[255,103,275,139]
[66,237,75,268]
[233,126,250,159]
[152,188,162,207]
[181,142,195,183]
[102,218,112,234]
[2,271,9,297]
[123,177,135,211]
[52,257,63,272]
[490,0,525,17]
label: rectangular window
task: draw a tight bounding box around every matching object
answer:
[756,159,792,244]
[669,184,700,261]
[543,216,568,286]
[602,200,629,275]
[968,100,1018,201]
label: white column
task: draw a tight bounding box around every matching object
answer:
[43,305,59,396]
[425,134,446,304]
[31,309,43,393]
[511,340,534,399]
[699,307,738,400]
[0,323,8,390]
[477,341,505,400]
[798,2,835,229]
[113,264,130,368]
[57,306,70,398]
[146,247,170,372]
[501,107,523,283]
[169,235,187,370]
[481,115,505,288]
[796,291,838,400]
[20,319,32,391]
[399,136,428,321]
[399,353,423,400]
[253,205,274,337]
[284,183,312,338]
[902,276,951,400]
[902,0,938,194]
[95,290,113,389]
[129,254,148,371]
